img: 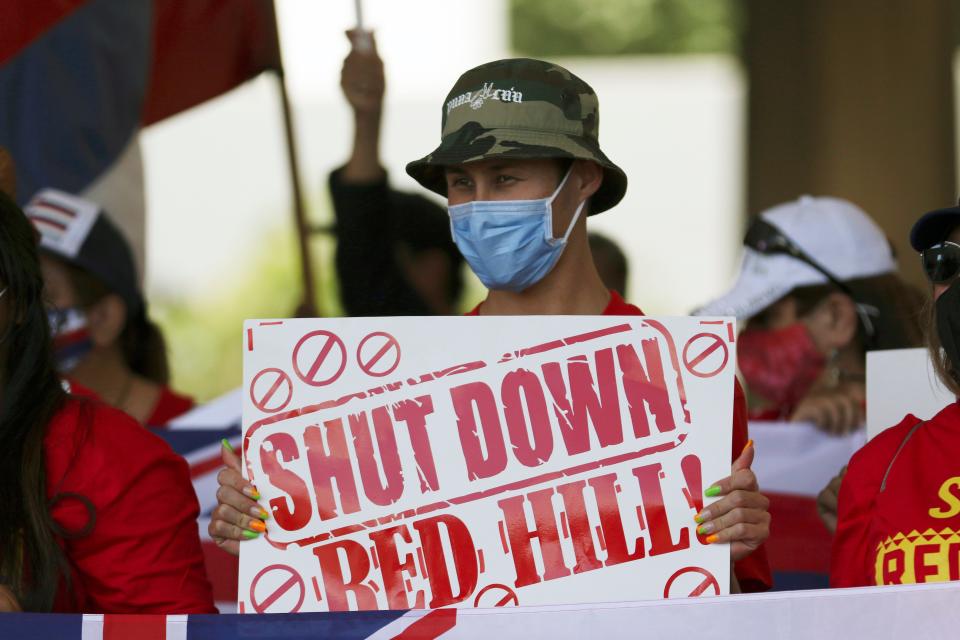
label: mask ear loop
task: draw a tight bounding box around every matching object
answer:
[546,165,587,246]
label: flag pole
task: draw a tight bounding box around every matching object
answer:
[271,6,320,317]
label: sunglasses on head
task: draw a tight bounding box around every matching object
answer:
[921,241,960,285]
[744,217,878,342]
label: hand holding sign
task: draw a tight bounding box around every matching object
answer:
[693,440,770,562]
[209,440,268,556]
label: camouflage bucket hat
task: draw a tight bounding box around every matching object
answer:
[406,58,627,214]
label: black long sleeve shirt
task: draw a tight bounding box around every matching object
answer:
[329,167,436,316]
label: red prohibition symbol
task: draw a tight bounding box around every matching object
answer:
[682,332,729,379]
[663,566,721,598]
[473,583,519,608]
[357,331,401,378]
[250,564,306,613]
[249,368,293,413]
[292,330,347,387]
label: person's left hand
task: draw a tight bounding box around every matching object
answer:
[694,441,770,562]
[817,466,846,534]
[0,585,21,612]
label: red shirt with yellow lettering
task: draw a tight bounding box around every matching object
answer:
[831,401,960,587]
[468,291,772,592]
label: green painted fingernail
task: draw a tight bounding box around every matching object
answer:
[221,438,235,453]
[705,485,722,497]
[697,525,708,535]
[242,530,260,540]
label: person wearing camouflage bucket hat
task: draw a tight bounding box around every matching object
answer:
[400,58,773,591]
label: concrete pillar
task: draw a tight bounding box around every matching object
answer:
[745,0,956,285]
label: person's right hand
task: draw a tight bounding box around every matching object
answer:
[790,384,865,435]
[0,585,21,612]
[208,441,269,556]
[817,466,847,534]
[341,30,384,115]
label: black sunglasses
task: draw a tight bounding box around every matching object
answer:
[920,241,960,285]
[744,218,877,341]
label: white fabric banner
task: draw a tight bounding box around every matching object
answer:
[390,581,960,639]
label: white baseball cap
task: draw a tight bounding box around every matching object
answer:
[697,196,896,319]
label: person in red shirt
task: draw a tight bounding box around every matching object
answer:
[25,188,194,426]
[831,202,960,587]
[210,58,771,592]
[0,191,215,612]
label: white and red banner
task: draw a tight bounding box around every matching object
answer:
[237,316,738,613]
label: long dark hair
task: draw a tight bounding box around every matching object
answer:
[63,263,170,385]
[0,191,72,610]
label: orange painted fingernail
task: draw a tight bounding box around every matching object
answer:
[249,519,267,533]
[741,439,754,455]
[243,486,261,500]
[706,534,719,544]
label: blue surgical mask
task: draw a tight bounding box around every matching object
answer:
[48,307,93,373]
[448,167,586,292]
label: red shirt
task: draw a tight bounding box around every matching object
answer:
[831,402,960,587]
[65,379,195,427]
[148,386,195,427]
[46,396,216,613]
[469,291,772,591]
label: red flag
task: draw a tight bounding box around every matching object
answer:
[0,1,86,65]
[143,0,281,125]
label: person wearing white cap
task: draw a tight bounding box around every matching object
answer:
[698,196,924,434]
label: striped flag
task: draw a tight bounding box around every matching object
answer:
[0,0,281,269]
[3,582,960,639]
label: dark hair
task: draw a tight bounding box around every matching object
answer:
[790,273,926,352]
[388,191,465,304]
[589,232,628,294]
[62,263,170,385]
[924,297,960,395]
[0,191,72,610]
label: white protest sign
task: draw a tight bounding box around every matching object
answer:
[238,316,735,613]
[866,348,953,441]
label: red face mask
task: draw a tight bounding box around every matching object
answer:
[737,323,826,415]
